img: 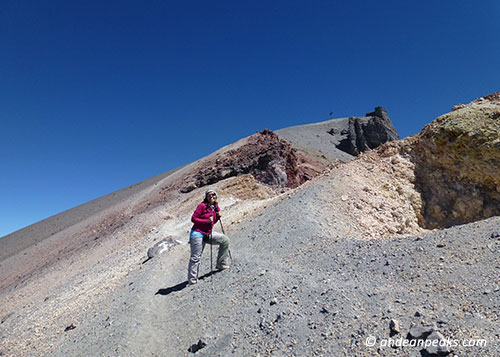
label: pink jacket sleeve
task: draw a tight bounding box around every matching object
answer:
[191,203,211,224]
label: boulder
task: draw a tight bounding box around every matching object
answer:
[147,238,178,258]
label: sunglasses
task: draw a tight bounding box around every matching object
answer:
[208,193,217,197]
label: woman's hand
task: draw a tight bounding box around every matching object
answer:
[209,216,214,222]
[216,211,222,218]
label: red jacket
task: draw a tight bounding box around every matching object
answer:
[191,202,220,235]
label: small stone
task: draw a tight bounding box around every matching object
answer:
[424,331,450,355]
[484,288,492,295]
[64,323,76,332]
[389,319,401,334]
[436,243,446,248]
[491,232,500,239]
[259,270,266,276]
[408,323,436,340]
[270,298,278,306]
[188,339,207,353]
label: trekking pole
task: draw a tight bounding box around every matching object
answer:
[219,219,233,262]
[210,232,213,274]
[219,219,225,234]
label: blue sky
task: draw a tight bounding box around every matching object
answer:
[1,0,499,237]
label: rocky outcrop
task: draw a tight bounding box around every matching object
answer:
[320,94,500,234]
[411,92,500,228]
[452,91,500,111]
[276,107,400,162]
[335,107,400,156]
[180,129,327,193]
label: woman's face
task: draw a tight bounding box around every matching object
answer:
[207,192,217,203]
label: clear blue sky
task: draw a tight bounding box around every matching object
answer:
[1,0,499,237]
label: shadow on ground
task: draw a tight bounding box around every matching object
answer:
[155,271,220,296]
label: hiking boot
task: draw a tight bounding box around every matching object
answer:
[216,264,230,271]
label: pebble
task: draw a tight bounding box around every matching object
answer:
[389,319,400,334]
[64,324,76,332]
[187,338,207,353]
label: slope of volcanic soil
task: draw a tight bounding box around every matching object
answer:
[48,172,500,357]
[0,129,325,298]
[0,174,278,357]
[0,166,184,260]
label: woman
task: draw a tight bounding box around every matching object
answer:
[187,189,230,285]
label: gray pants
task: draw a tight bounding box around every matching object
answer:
[187,231,229,284]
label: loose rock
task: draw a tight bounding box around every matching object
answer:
[64,324,76,332]
[188,339,207,353]
[423,331,451,356]
[389,319,400,335]
[408,323,436,340]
